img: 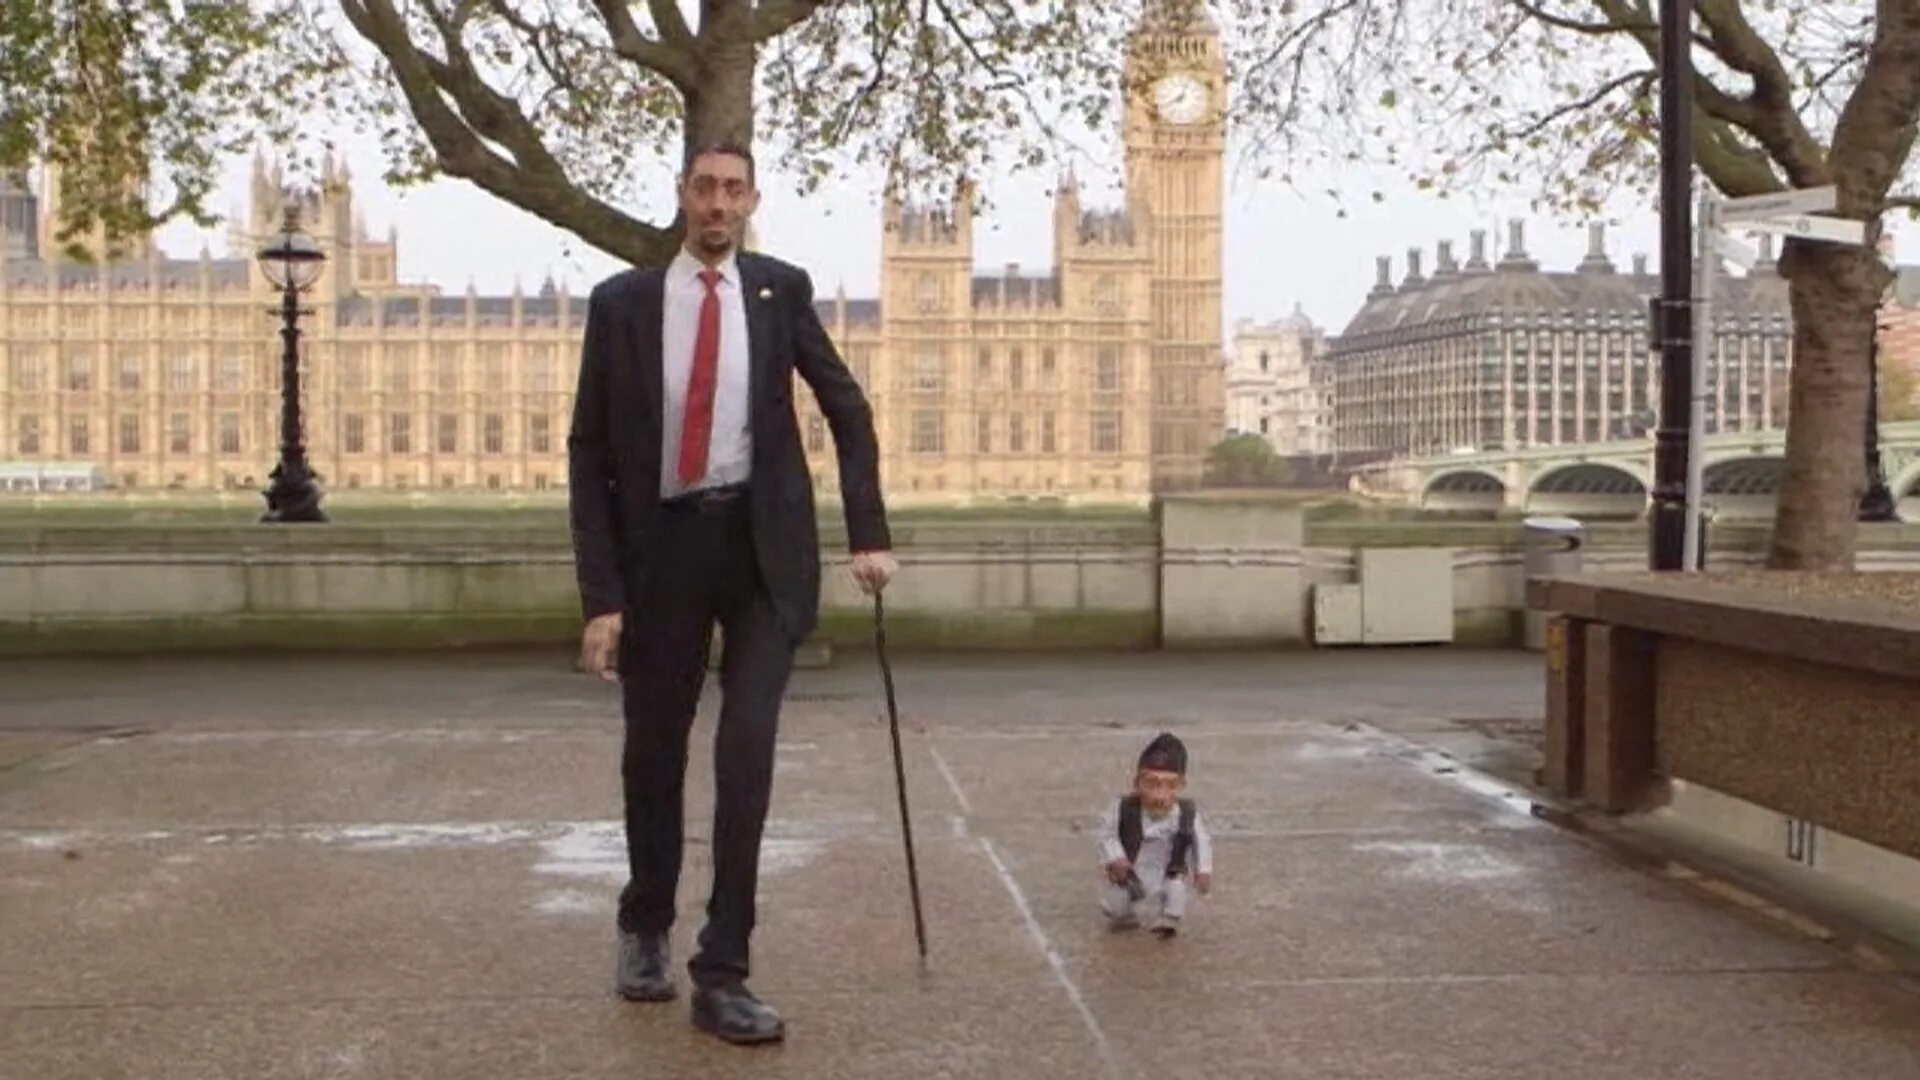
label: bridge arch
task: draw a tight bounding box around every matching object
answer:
[1524,462,1648,519]
[1894,460,1920,524]
[1420,469,1507,514]
[1703,455,1785,520]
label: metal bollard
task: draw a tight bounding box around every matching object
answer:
[1523,516,1584,650]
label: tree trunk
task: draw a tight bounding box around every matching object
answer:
[654,35,757,264]
[683,37,756,151]
[1767,240,1891,570]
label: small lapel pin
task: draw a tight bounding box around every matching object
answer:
[757,286,773,299]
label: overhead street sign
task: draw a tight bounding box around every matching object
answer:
[1719,185,1837,222]
[1741,214,1867,246]
[1711,233,1758,270]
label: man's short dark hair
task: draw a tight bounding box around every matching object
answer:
[682,141,756,186]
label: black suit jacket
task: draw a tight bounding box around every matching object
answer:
[566,251,890,644]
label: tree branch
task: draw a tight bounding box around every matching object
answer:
[751,0,826,43]
[1693,0,1828,180]
[478,0,587,99]
[1508,0,1646,37]
[824,0,895,144]
[1694,0,1797,109]
[1246,0,1361,92]
[337,0,678,268]
[416,0,564,174]
[588,0,697,87]
[646,0,695,49]
[1696,114,1783,195]
[925,0,1019,92]
[1828,3,1920,216]
[1497,68,1653,147]
[1586,0,1822,190]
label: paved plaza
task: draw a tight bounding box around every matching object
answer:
[3,648,1918,1078]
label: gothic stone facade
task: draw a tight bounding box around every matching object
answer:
[0,4,1225,499]
[1,157,581,493]
[824,0,1228,501]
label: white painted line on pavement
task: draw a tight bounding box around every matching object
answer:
[928,743,974,816]
[1338,721,1542,826]
[135,728,825,747]
[0,815,881,852]
[930,739,1120,1078]
[979,836,1121,1079]
[917,721,1329,742]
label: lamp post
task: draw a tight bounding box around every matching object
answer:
[1862,329,1897,521]
[1648,0,1694,570]
[256,203,327,523]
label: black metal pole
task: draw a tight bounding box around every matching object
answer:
[261,282,326,523]
[1862,329,1896,521]
[1649,0,1693,570]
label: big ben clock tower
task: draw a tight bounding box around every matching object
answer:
[1124,0,1225,491]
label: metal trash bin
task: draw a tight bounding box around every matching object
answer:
[1523,516,1584,650]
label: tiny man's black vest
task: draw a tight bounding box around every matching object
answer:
[1118,795,1196,879]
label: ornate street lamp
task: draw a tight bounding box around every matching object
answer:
[255,203,327,523]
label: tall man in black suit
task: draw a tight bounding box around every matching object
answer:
[567,142,895,1046]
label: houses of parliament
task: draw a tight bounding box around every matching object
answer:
[0,2,1225,502]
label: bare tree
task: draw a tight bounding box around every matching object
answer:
[1227,0,1920,570]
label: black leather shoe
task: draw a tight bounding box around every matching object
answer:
[616,931,675,1002]
[691,984,785,1045]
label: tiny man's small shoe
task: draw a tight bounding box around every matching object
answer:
[691,984,785,1045]
[616,931,675,1002]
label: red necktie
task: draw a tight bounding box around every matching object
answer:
[677,268,722,485]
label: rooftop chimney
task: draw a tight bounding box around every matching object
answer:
[1400,247,1426,290]
[1465,229,1491,273]
[1632,253,1649,276]
[1433,240,1460,281]
[1369,255,1395,298]
[1577,223,1615,274]
[1499,220,1537,270]
[1752,233,1780,276]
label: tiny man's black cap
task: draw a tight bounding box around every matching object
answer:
[1137,732,1187,775]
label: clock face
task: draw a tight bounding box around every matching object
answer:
[1152,73,1207,125]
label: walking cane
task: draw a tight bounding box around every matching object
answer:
[873,591,929,960]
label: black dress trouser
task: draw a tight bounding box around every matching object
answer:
[617,490,796,990]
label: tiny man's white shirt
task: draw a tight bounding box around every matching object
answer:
[1096,799,1213,888]
[660,247,752,498]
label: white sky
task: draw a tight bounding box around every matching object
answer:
[153,129,1915,342]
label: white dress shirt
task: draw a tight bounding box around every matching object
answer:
[1096,798,1213,885]
[660,248,752,498]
